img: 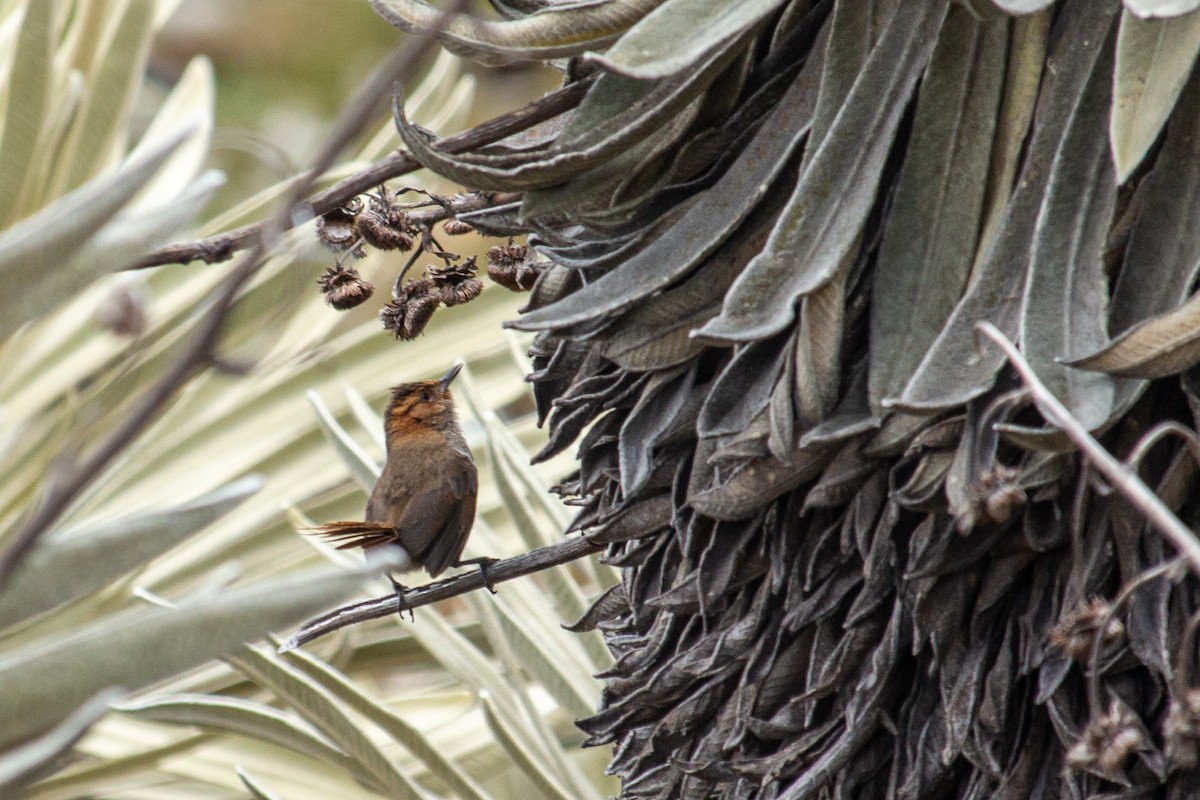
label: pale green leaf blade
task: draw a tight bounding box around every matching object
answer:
[307,390,381,493]
[237,767,287,800]
[126,54,216,208]
[0,128,190,341]
[0,564,372,748]
[65,169,225,276]
[0,0,54,225]
[0,475,263,630]
[1111,8,1200,181]
[113,694,357,773]
[0,689,122,797]
[229,646,423,800]
[480,695,576,800]
[54,0,154,193]
[280,647,491,800]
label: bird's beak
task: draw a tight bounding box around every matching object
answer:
[439,362,464,393]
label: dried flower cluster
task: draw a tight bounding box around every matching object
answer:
[379,258,485,340]
[317,265,374,310]
[312,185,536,336]
[486,240,541,292]
[1049,598,1125,662]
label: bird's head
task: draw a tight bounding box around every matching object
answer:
[384,363,463,434]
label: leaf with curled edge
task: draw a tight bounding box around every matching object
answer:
[518,88,708,226]
[510,40,822,332]
[696,0,949,344]
[1111,8,1200,181]
[586,0,792,79]
[370,0,658,65]
[893,0,1119,412]
[868,7,1005,414]
[1066,290,1200,378]
[392,35,743,193]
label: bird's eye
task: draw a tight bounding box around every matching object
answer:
[420,390,431,402]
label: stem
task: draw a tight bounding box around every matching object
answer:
[130,78,592,270]
[280,535,603,651]
[976,321,1200,577]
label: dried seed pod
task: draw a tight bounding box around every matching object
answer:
[442,218,474,235]
[957,465,1025,532]
[428,257,484,306]
[1049,598,1124,662]
[381,278,439,340]
[315,201,362,254]
[1165,689,1200,769]
[486,240,540,291]
[1066,699,1144,780]
[317,265,375,310]
[357,194,416,251]
[94,280,149,338]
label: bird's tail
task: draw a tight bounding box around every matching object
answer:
[306,521,396,550]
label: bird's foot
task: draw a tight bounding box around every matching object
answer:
[388,575,416,622]
[454,556,500,594]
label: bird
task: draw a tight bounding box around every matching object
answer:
[310,363,494,597]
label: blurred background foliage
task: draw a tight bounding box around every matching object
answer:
[0,0,614,798]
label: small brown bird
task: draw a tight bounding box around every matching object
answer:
[313,363,492,589]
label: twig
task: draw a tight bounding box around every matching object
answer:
[0,4,464,588]
[975,321,1200,577]
[279,535,603,652]
[131,76,593,270]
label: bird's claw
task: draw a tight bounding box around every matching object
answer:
[388,575,416,622]
[455,556,500,594]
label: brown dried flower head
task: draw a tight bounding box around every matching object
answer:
[315,200,362,254]
[1048,598,1124,663]
[1065,699,1144,780]
[956,465,1025,532]
[1165,689,1200,769]
[357,194,416,251]
[442,218,474,236]
[317,265,375,310]
[429,257,484,306]
[381,277,439,340]
[486,240,540,292]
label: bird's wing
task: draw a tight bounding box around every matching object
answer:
[396,455,478,577]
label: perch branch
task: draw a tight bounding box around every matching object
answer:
[0,5,464,587]
[976,321,1200,577]
[279,535,603,652]
[131,76,593,270]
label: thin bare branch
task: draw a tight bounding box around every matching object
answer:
[975,321,1200,577]
[131,76,593,270]
[280,535,603,652]
[0,4,465,588]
